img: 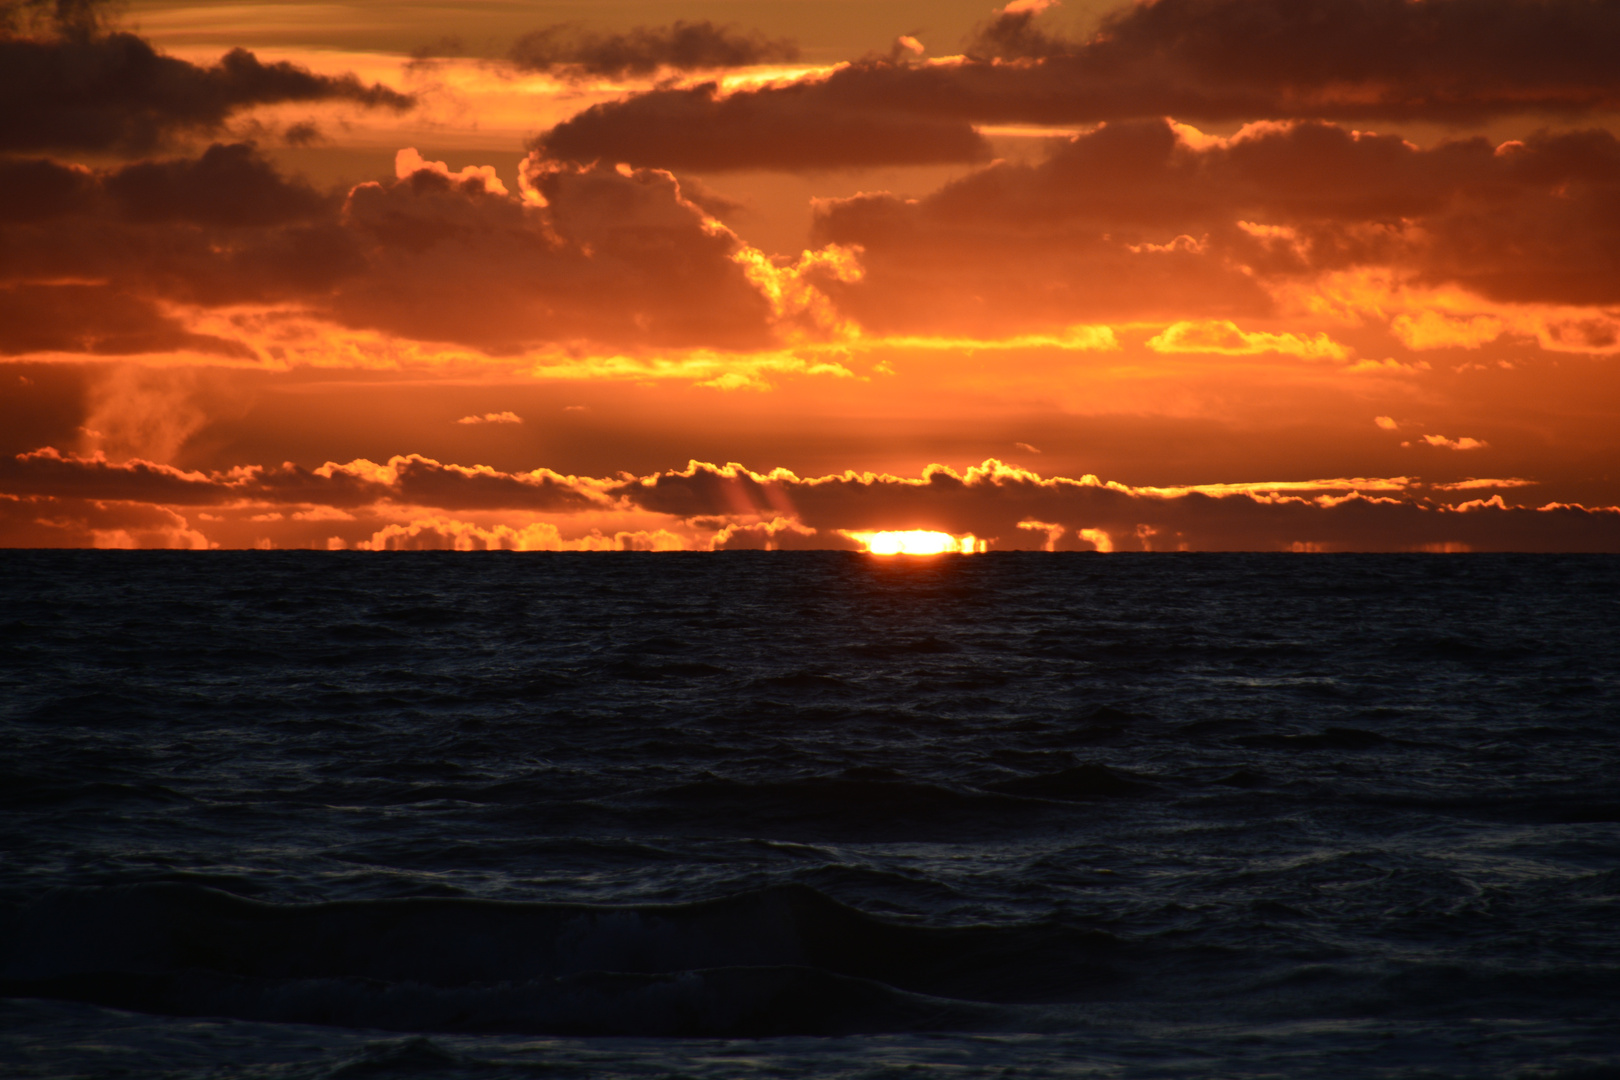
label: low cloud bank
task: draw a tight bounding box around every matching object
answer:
[3,452,1615,552]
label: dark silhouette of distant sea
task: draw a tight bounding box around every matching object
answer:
[2,551,1617,1078]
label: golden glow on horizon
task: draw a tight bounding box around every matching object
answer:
[849,530,985,555]
[4,1,1620,551]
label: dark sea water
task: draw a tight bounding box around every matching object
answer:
[2,551,1618,1079]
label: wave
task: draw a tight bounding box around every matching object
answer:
[0,883,1118,1035]
[636,776,1038,824]
[985,763,1150,800]
[7,965,1006,1037]
[596,767,1159,838]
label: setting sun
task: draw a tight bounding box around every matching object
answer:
[6,0,1620,1075]
[1,0,1617,556]
[848,531,985,555]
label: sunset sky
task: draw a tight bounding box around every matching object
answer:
[3,0,1618,550]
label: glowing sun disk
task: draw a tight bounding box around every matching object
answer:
[851,530,983,555]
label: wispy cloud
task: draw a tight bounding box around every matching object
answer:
[457,411,523,425]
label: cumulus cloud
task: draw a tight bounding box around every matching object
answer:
[805,118,1620,336]
[334,155,776,351]
[457,412,523,425]
[0,141,333,234]
[0,142,800,355]
[104,141,335,226]
[0,493,211,548]
[10,57,1619,358]
[1145,320,1349,359]
[0,144,356,355]
[1017,517,1067,551]
[509,20,799,79]
[1421,434,1489,450]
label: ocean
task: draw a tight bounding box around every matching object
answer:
[1,551,1617,1078]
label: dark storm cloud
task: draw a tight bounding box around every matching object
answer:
[0,28,413,154]
[534,80,991,172]
[509,20,799,79]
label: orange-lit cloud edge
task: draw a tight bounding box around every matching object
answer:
[5,0,1620,550]
[4,451,1615,552]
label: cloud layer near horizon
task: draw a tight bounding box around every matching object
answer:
[3,450,1615,552]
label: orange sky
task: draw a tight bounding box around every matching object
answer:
[2,0,1618,550]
